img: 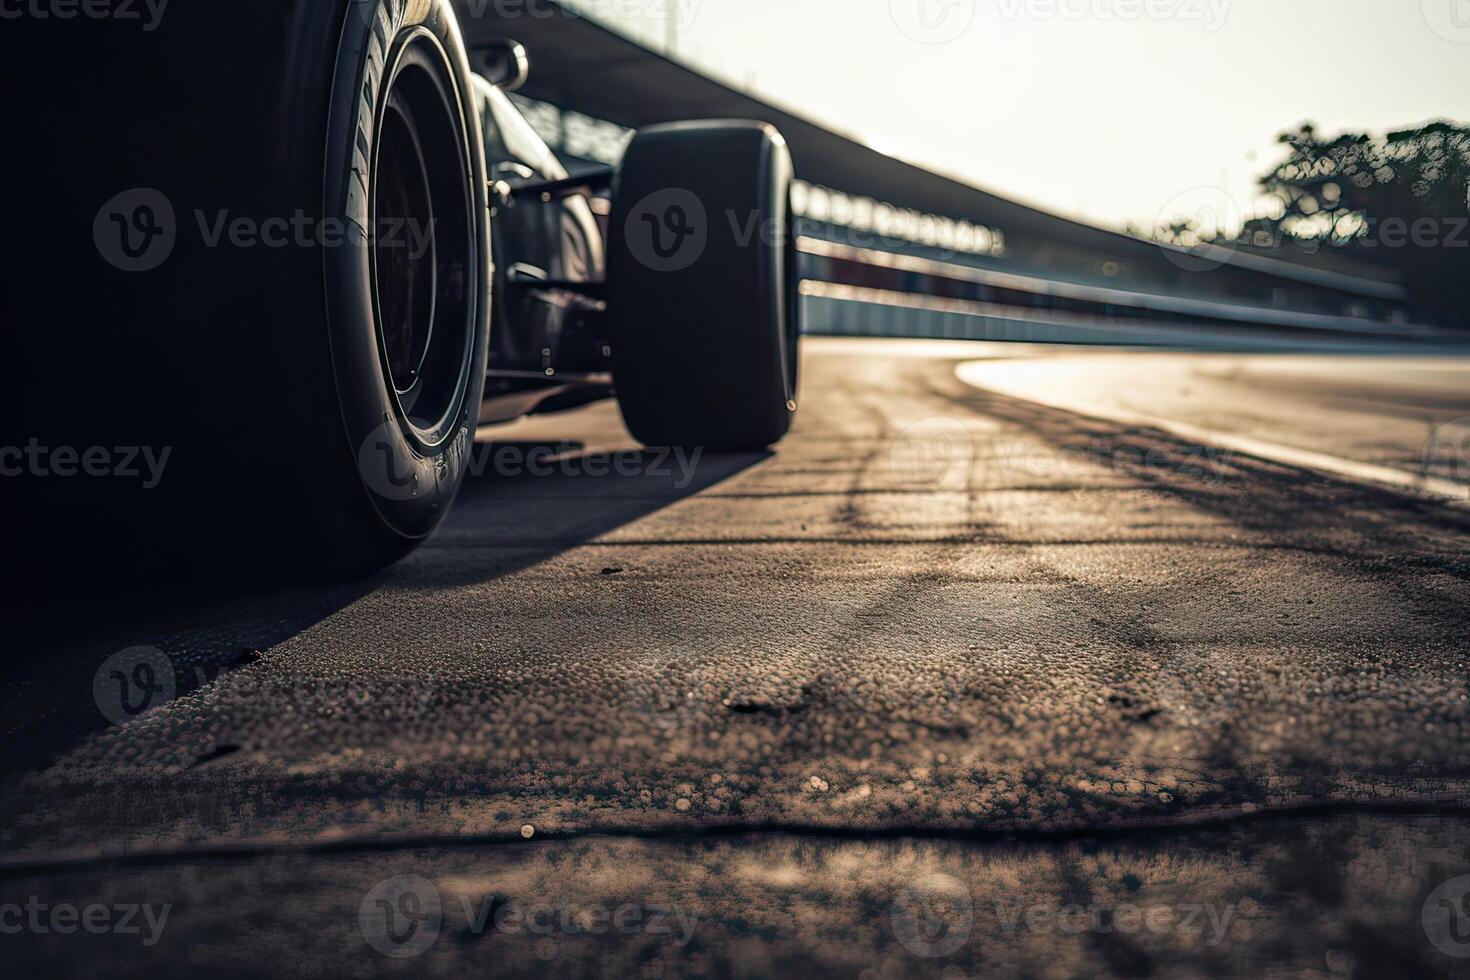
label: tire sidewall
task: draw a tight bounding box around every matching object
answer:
[611,122,799,450]
[323,0,490,540]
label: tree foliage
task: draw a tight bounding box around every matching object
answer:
[1259,120,1470,248]
[1142,120,1468,320]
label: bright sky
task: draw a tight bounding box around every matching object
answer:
[564,0,1470,232]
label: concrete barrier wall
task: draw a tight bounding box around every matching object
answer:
[799,296,1446,354]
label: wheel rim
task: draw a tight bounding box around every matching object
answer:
[370,31,476,450]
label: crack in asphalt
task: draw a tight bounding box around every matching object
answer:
[5,800,1470,880]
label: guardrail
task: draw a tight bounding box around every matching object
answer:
[796,237,1452,350]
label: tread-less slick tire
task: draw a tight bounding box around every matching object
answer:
[609,121,801,452]
[1,0,490,583]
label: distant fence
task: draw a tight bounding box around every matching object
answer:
[798,285,1456,353]
[795,234,1452,352]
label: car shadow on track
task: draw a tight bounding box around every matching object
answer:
[0,440,768,774]
[399,440,769,589]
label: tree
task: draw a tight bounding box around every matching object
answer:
[1254,120,1470,320]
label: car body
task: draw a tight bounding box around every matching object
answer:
[473,75,615,425]
[3,4,799,579]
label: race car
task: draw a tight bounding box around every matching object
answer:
[3,0,800,579]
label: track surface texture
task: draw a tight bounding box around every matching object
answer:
[5,338,1470,978]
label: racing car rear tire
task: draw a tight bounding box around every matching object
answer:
[609,121,801,452]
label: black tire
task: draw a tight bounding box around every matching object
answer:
[608,120,800,452]
[0,0,489,583]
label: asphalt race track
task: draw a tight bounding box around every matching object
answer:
[5,337,1470,977]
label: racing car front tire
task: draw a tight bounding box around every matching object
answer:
[2,0,490,582]
[609,121,801,452]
